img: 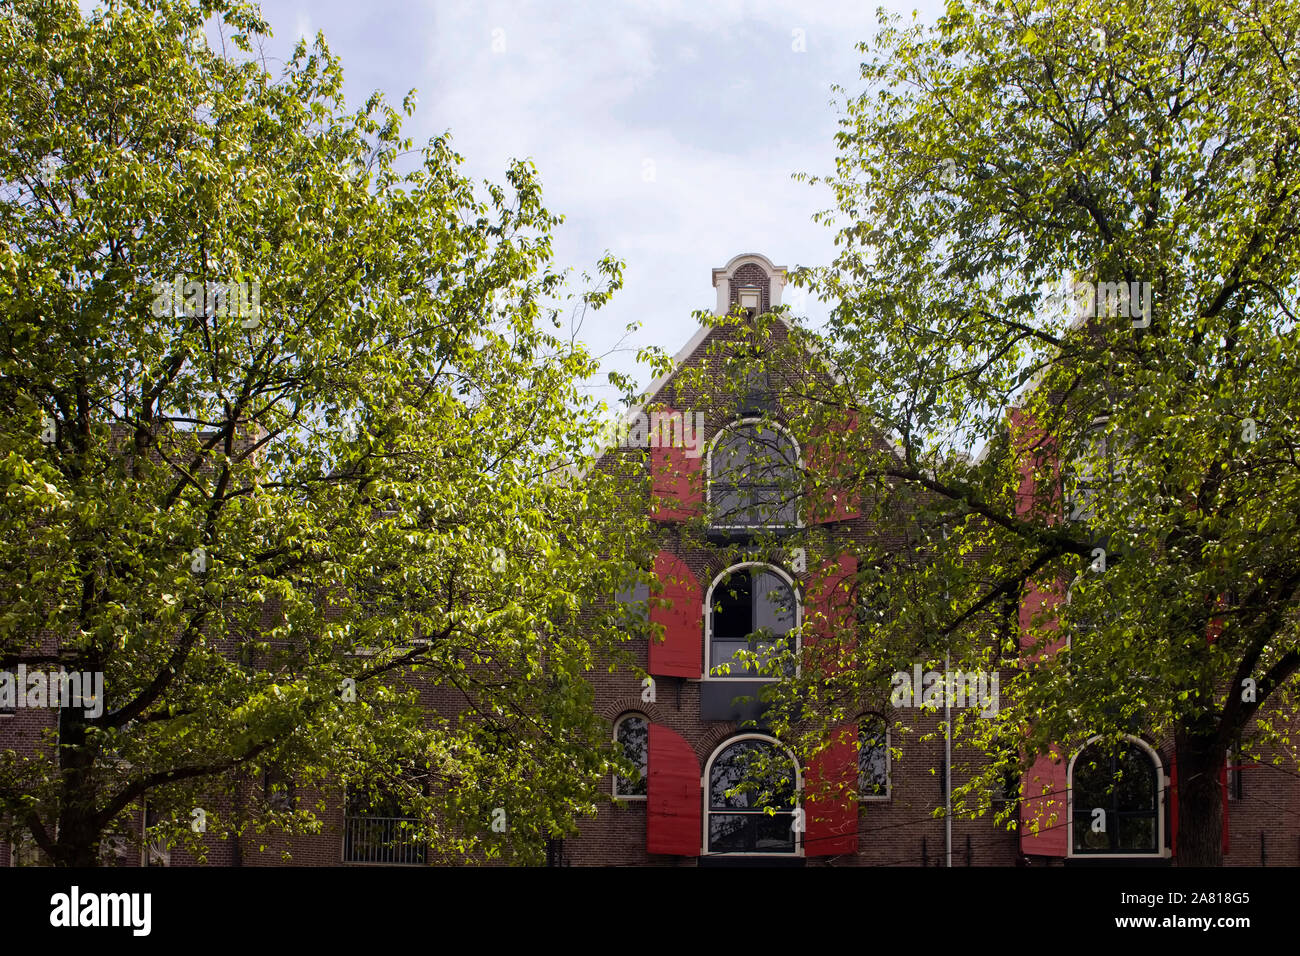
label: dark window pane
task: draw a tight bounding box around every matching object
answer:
[708,814,750,853]
[751,813,797,853]
[712,574,753,638]
[712,568,796,678]
[1116,815,1157,852]
[709,740,796,809]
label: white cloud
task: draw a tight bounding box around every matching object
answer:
[192,1,949,400]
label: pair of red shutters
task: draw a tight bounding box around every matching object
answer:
[644,414,861,856]
[644,552,860,857]
[1018,743,1231,858]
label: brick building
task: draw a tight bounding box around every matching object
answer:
[5,252,1298,867]
[558,252,1300,867]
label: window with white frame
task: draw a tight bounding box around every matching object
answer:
[708,420,800,528]
[707,564,797,679]
[706,736,798,855]
[613,713,648,799]
[858,715,890,800]
[1070,737,1160,855]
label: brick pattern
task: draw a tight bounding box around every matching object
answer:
[729,263,770,314]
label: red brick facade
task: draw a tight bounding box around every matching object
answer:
[5,253,1298,868]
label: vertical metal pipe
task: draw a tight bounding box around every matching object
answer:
[945,651,952,868]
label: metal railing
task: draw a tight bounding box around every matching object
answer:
[343,815,427,865]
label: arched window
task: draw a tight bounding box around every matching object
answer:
[1070,736,1161,855]
[613,714,648,799]
[706,564,798,679]
[705,736,799,855]
[708,420,800,528]
[858,715,890,800]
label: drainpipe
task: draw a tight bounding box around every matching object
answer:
[945,650,952,868]
[232,778,243,866]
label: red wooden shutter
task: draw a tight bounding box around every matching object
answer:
[804,722,859,856]
[806,412,861,523]
[649,406,704,521]
[1008,407,1061,523]
[803,558,860,856]
[647,723,701,856]
[1017,580,1067,661]
[1009,412,1070,859]
[649,551,702,679]
[807,554,858,674]
[1020,750,1069,857]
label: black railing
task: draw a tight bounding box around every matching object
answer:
[343,815,427,865]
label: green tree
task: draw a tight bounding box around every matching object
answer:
[0,0,650,865]
[771,0,1300,865]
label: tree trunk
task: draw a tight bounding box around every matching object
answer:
[1174,726,1225,866]
[51,708,103,866]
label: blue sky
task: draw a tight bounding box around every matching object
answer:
[143,1,948,407]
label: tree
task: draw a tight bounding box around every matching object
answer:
[0,0,651,865]
[770,0,1300,865]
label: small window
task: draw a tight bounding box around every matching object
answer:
[613,714,648,798]
[1227,741,1244,802]
[614,575,650,624]
[1070,739,1159,855]
[708,565,797,679]
[264,766,298,811]
[142,805,170,867]
[858,716,890,800]
[709,421,799,528]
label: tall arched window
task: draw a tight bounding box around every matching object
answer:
[613,714,648,799]
[706,563,798,679]
[708,420,800,528]
[705,736,799,855]
[1069,736,1161,856]
[858,715,891,800]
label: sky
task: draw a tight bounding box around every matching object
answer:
[109,0,950,408]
